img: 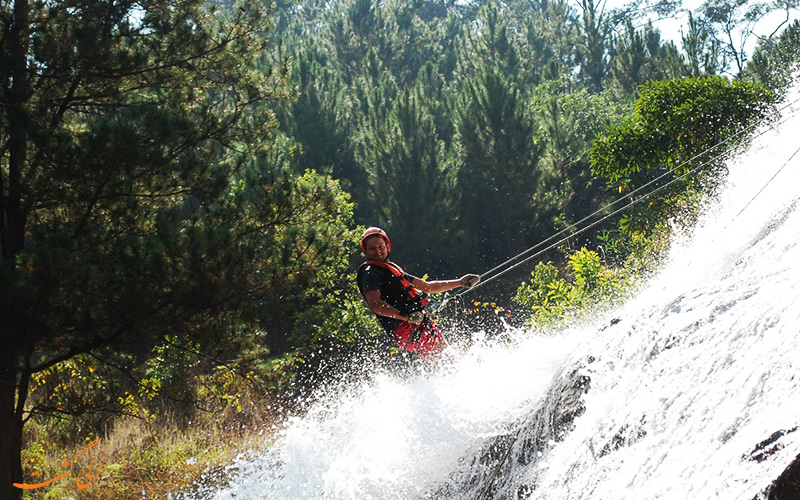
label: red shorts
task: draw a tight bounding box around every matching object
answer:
[392,320,444,358]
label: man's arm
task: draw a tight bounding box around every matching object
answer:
[412,274,480,294]
[364,290,410,321]
[411,278,462,294]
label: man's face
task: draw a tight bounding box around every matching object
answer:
[364,235,389,261]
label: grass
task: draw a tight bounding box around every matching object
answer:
[19,395,279,500]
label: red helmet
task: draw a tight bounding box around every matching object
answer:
[360,227,391,253]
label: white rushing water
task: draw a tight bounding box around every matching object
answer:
[194,84,800,500]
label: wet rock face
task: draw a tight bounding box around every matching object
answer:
[515,364,591,468]
[596,416,648,458]
[436,358,593,500]
[769,454,800,499]
[755,453,800,500]
[757,453,800,500]
[748,428,798,463]
[748,428,800,500]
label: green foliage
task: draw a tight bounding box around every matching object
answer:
[594,226,667,273]
[530,79,626,230]
[608,21,687,100]
[356,78,455,269]
[590,76,774,234]
[279,50,361,183]
[28,355,115,431]
[513,247,628,328]
[517,0,580,86]
[289,222,372,353]
[744,20,800,92]
[311,0,449,88]
[1,0,292,360]
[575,0,614,93]
[0,1,356,493]
[514,261,573,326]
[681,12,724,77]
[291,271,383,371]
[456,1,520,82]
[455,65,550,269]
[591,76,773,184]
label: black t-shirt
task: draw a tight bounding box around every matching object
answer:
[357,263,420,333]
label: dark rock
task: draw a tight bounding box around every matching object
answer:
[761,453,800,500]
[747,428,798,463]
[516,483,534,499]
[748,428,800,500]
[435,357,593,500]
[597,416,648,458]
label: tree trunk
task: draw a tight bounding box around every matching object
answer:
[5,0,30,260]
[1,2,31,497]
[0,348,23,500]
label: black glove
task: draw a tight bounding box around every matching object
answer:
[460,274,480,289]
[407,311,425,325]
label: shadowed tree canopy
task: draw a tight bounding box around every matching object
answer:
[455,65,548,269]
[0,1,355,497]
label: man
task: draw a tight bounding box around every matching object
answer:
[356,227,480,359]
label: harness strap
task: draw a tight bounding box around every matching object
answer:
[362,260,429,307]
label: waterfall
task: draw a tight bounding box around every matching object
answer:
[190,85,800,500]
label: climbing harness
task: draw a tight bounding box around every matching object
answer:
[357,260,429,310]
[357,260,441,356]
[400,313,434,349]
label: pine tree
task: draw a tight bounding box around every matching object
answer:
[576,0,614,93]
[368,82,455,270]
[455,1,520,84]
[608,21,687,100]
[519,0,580,87]
[0,1,355,495]
[278,49,369,217]
[454,66,547,269]
[681,12,724,77]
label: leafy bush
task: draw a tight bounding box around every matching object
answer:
[514,247,628,329]
[590,76,774,236]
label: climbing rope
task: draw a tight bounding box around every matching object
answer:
[732,143,800,219]
[470,425,525,500]
[444,94,800,303]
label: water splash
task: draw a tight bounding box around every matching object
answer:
[190,85,800,500]
[196,330,583,500]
